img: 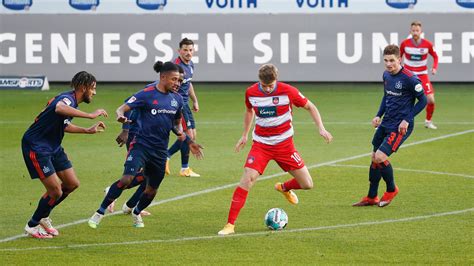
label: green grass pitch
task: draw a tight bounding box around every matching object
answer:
[0,83,473,264]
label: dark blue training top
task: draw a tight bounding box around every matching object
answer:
[122,81,159,134]
[23,91,78,153]
[377,67,427,130]
[174,57,194,104]
[125,85,183,150]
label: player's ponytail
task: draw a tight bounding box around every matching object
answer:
[154,61,180,74]
[153,61,164,73]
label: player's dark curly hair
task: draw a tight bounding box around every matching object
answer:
[153,61,180,74]
[71,71,96,91]
[179,38,194,48]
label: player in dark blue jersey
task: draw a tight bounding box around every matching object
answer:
[167,38,202,177]
[353,45,427,208]
[105,67,185,216]
[22,71,107,238]
[88,62,203,229]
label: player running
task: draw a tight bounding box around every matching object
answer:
[218,64,333,236]
[107,66,185,215]
[353,44,427,207]
[400,20,439,129]
[166,38,201,177]
[22,71,107,238]
[88,62,203,229]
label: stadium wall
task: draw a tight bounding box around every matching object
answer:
[1,13,473,82]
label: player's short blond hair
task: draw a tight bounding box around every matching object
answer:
[411,20,422,27]
[383,44,400,58]
[258,64,278,84]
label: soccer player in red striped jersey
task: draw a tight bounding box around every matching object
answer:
[400,20,439,129]
[218,64,333,235]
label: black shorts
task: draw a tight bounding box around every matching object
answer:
[372,125,414,156]
[22,142,72,180]
[123,142,167,189]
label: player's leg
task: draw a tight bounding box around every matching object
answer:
[179,109,200,177]
[22,145,59,238]
[218,144,269,235]
[122,173,151,216]
[376,126,413,207]
[353,127,386,206]
[131,152,166,227]
[88,144,146,228]
[38,167,79,236]
[420,75,437,129]
[274,144,308,205]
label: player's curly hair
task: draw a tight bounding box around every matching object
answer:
[258,64,278,84]
[71,71,96,91]
[383,44,400,58]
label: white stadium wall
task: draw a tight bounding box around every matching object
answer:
[0,0,473,82]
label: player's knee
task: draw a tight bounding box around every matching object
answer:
[298,178,313,190]
[65,180,80,192]
[119,175,133,187]
[143,188,157,198]
[49,188,63,200]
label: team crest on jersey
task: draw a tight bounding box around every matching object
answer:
[247,155,255,164]
[272,97,279,105]
[415,84,423,92]
[395,81,402,90]
[171,99,178,107]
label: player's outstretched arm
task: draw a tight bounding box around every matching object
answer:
[55,101,108,119]
[65,121,106,134]
[235,107,255,152]
[303,101,333,144]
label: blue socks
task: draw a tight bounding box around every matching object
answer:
[97,180,125,215]
[368,162,382,198]
[28,193,56,227]
[380,161,395,192]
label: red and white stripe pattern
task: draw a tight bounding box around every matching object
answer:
[245,82,307,145]
[400,38,438,76]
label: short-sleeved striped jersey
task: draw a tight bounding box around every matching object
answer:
[245,82,308,146]
[400,38,438,76]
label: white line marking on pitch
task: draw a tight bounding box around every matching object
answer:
[0,129,473,243]
[0,208,472,252]
[329,164,474,179]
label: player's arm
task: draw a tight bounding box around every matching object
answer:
[399,42,405,63]
[65,121,106,134]
[188,83,199,112]
[373,94,386,128]
[55,101,108,119]
[116,110,132,147]
[400,83,427,135]
[303,100,333,144]
[235,107,255,152]
[116,104,132,124]
[429,43,439,75]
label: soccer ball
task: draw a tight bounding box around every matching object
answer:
[264,208,288,230]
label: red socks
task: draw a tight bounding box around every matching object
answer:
[283,178,302,191]
[227,186,248,225]
[426,103,435,121]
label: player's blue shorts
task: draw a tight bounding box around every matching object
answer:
[123,142,167,189]
[372,125,414,156]
[21,141,72,180]
[126,132,137,151]
[182,104,195,129]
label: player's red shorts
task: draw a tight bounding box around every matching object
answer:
[244,138,305,174]
[417,74,434,95]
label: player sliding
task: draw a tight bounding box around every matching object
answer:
[88,61,203,229]
[218,64,333,236]
[22,71,107,238]
[353,44,427,207]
